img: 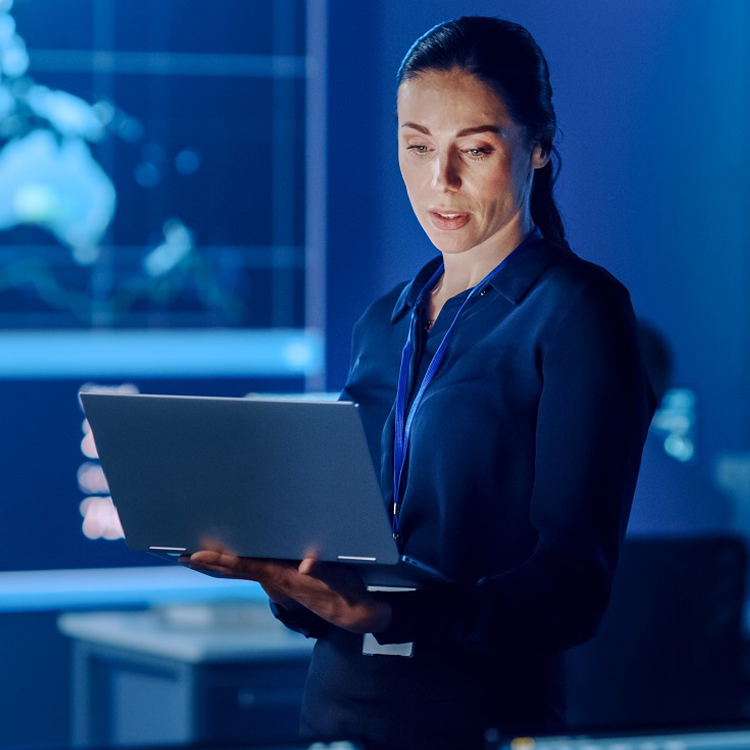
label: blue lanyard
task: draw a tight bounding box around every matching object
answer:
[391,228,541,540]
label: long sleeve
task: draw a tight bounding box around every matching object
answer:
[374,275,655,655]
[269,598,332,639]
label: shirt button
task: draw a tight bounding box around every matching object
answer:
[480,289,488,296]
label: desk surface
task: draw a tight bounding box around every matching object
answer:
[58,608,314,663]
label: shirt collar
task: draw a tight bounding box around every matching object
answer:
[390,233,570,324]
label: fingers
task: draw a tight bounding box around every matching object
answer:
[185,537,247,574]
[178,543,264,580]
[198,536,237,556]
[190,549,237,567]
[178,551,234,577]
[181,549,297,588]
[175,537,232,569]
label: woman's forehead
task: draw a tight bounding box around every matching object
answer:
[397,69,513,130]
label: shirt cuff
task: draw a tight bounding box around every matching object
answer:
[268,599,331,639]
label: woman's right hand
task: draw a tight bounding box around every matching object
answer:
[178,540,299,606]
[179,539,393,634]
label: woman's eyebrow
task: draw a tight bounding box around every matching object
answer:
[400,122,502,137]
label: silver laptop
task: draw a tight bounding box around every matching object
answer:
[80,392,451,588]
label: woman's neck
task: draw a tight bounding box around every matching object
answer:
[438,213,533,297]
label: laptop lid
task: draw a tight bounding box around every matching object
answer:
[81,393,406,572]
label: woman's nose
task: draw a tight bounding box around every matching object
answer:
[432,153,461,191]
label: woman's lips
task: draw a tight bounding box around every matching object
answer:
[429,211,471,230]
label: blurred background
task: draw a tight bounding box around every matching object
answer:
[0,0,749,747]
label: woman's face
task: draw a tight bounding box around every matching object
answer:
[397,68,547,257]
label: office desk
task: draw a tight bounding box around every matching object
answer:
[58,606,313,747]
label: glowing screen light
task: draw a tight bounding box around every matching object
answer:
[80,419,98,459]
[652,388,697,463]
[77,461,108,495]
[77,382,138,542]
[79,496,124,541]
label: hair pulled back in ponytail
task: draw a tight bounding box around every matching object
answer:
[397,17,569,251]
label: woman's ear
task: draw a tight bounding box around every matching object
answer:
[531,143,551,169]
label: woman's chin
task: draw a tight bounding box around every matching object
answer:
[429,238,478,256]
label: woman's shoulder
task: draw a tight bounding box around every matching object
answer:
[533,242,639,348]
[346,280,413,352]
[355,280,410,328]
[545,242,631,301]
[525,241,635,330]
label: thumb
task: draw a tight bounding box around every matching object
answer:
[298,555,319,576]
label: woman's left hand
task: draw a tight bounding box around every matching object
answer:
[179,541,393,634]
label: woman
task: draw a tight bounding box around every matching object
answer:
[186,17,655,750]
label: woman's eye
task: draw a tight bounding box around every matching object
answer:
[406,145,431,156]
[465,147,491,159]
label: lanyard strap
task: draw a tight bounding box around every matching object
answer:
[391,227,541,540]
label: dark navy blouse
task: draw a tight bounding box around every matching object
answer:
[273,234,656,748]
